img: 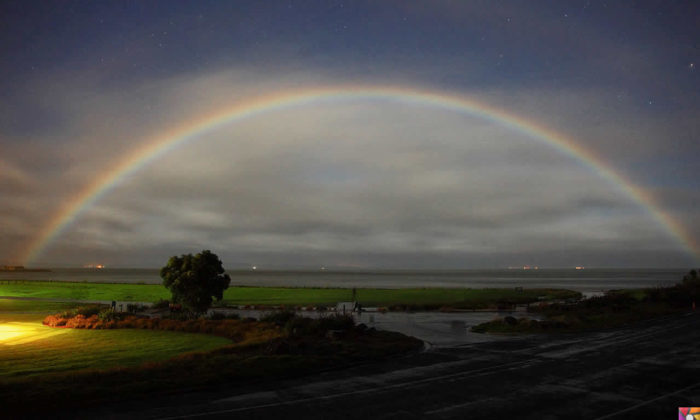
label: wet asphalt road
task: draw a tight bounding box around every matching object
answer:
[86,312,700,420]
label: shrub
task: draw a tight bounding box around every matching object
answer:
[164,311,198,321]
[645,286,665,303]
[683,269,700,286]
[126,303,147,313]
[284,316,315,336]
[208,311,226,320]
[208,311,240,320]
[65,314,101,329]
[59,310,75,319]
[282,314,355,337]
[152,299,170,309]
[75,305,104,317]
[43,315,67,327]
[317,314,354,331]
[98,309,123,322]
[261,310,297,326]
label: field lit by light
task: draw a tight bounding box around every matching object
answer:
[0,317,231,380]
[0,322,70,345]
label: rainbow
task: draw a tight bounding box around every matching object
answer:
[21,85,699,264]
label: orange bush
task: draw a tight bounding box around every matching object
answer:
[42,312,280,344]
[43,315,68,327]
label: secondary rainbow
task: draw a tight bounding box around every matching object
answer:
[21,85,700,264]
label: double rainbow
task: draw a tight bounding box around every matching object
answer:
[21,85,699,264]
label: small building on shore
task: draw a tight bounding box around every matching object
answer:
[336,301,357,314]
[112,301,129,313]
[111,301,150,313]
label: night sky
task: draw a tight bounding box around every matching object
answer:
[1,1,698,268]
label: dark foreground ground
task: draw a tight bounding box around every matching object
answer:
[79,312,699,420]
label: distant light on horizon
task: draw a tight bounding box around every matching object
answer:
[83,264,105,269]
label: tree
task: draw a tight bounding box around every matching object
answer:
[683,269,699,287]
[160,250,231,313]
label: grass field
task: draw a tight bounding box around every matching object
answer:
[0,281,580,308]
[0,299,81,314]
[0,281,169,302]
[0,303,231,381]
[0,298,422,415]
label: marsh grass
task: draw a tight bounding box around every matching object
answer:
[472,286,695,333]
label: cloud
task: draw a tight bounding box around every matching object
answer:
[1,59,696,267]
[29,89,687,266]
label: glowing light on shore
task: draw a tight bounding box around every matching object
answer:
[83,264,105,269]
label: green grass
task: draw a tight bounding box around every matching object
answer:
[0,296,272,388]
[0,299,81,314]
[0,281,580,309]
[0,300,423,415]
[0,311,231,380]
[0,281,169,302]
[3,328,422,415]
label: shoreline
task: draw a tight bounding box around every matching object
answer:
[0,282,581,312]
[0,267,685,294]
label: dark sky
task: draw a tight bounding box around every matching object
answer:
[1,1,698,268]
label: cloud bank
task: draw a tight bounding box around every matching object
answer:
[1,68,694,268]
[1,1,697,267]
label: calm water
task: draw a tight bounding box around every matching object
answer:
[0,268,686,292]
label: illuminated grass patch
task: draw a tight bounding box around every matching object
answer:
[0,322,71,345]
[0,316,230,380]
[0,300,422,414]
